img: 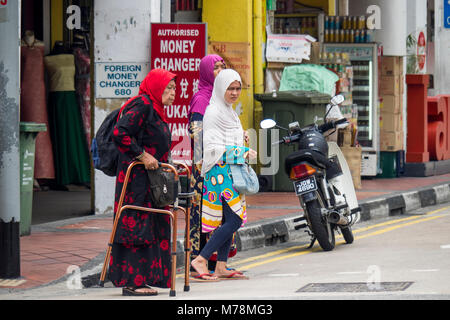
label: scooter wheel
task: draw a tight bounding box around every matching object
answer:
[339,225,354,244]
[306,199,335,251]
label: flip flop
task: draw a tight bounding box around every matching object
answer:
[230,269,248,275]
[190,270,215,277]
[216,271,249,280]
[226,267,246,274]
[122,285,158,296]
[190,273,220,282]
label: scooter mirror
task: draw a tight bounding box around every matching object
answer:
[330,94,345,106]
[260,119,277,129]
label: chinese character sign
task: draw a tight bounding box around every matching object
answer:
[150,23,207,165]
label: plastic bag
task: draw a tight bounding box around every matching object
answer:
[279,64,339,96]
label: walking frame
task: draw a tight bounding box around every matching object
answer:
[98,161,194,297]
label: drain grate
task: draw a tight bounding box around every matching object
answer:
[297,282,414,293]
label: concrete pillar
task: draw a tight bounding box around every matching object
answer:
[349,0,407,56]
[434,0,450,95]
[0,0,21,278]
[93,0,161,215]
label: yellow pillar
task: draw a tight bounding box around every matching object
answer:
[253,0,265,174]
[327,0,336,15]
[51,0,64,49]
[202,0,254,131]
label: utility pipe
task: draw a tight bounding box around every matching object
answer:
[253,0,264,121]
[253,0,264,173]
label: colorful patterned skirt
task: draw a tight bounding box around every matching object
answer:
[201,163,247,233]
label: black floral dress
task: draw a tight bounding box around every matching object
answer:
[109,96,172,288]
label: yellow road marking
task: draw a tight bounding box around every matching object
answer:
[178,206,450,278]
[351,206,449,235]
[354,214,444,240]
[230,207,449,271]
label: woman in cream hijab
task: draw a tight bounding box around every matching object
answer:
[191,69,255,281]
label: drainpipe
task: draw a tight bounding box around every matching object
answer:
[253,0,264,132]
[338,0,349,16]
[253,0,264,174]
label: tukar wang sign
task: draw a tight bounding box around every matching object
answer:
[150,23,207,165]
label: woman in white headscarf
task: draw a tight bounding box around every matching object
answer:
[190,69,255,281]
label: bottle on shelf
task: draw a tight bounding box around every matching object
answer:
[358,15,366,30]
[342,16,348,30]
[341,29,346,43]
[355,29,360,43]
[335,16,341,30]
[352,16,357,30]
[330,29,335,43]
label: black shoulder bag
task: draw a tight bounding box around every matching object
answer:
[144,115,179,208]
[147,163,179,208]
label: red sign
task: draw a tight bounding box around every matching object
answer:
[417,31,426,71]
[150,23,207,165]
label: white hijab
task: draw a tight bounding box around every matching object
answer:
[201,69,244,176]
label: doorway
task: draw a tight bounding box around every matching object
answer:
[21,0,93,225]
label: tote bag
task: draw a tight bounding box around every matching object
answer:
[229,163,259,195]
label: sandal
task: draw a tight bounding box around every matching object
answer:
[226,267,245,274]
[122,285,158,296]
[216,271,249,280]
[190,273,220,282]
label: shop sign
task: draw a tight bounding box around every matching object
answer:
[445,0,450,29]
[208,41,252,89]
[417,31,426,71]
[266,34,315,63]
[0,0,8,23]
[95,62,150,98]
[150,23,207,164]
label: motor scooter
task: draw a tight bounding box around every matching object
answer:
[260,94,361,251]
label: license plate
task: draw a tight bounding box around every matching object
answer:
[294,176,318,196]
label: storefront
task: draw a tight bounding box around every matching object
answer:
[17,0,93,225]
[92,0,257,215]
[259,0,441,182]
[5,0,447,221]
[263,1,380,187]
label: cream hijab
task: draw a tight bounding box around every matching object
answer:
[201,69,244,176]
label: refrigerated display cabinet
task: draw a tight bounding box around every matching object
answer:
[322,43,379,176]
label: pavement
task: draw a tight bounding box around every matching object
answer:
[3,173,450,291]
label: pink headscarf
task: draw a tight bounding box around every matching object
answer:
[188,54,225,117]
